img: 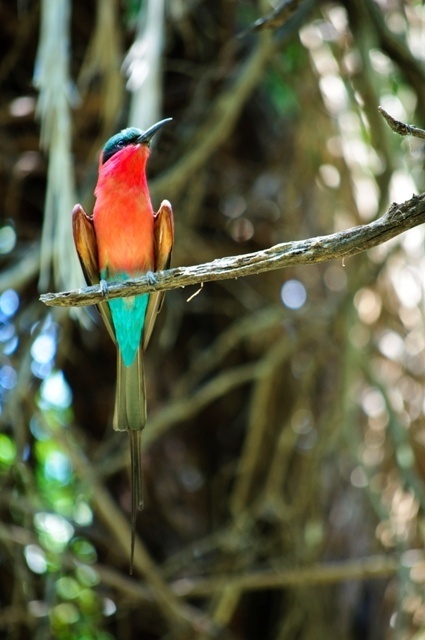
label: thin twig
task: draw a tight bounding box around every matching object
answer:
[379,106,425,140]
[239,0,305,35]
[40,192,425,308]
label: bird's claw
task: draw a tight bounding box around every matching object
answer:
[145,271,158,286]
[99,279,109,298]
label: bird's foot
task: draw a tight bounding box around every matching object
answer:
[145,271,158,286]
[99,279,109,298]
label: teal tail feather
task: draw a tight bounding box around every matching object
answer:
[113,348,146,574]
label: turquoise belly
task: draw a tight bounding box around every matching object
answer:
[104,272,149,366]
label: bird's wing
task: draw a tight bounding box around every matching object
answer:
[143,199,174,350]
[72,204,116,343]
[72,204,99,285]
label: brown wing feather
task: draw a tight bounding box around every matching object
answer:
[142,199,174,350]
[72,204,98,286]
[72,204,116,343]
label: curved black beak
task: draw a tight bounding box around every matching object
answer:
[137,118,172,145]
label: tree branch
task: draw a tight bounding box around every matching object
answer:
[40,193,425,308]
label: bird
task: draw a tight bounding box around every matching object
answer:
[72,119,174,572]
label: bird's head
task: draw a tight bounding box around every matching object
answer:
[101,118,172,165]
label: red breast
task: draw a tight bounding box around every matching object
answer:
[93,144,155,275]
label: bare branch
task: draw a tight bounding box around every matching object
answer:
[96,554,406,602]
[379,106,425,140]
[171,554,402,597]
[40,193,425,308]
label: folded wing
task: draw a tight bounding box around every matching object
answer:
[143,199,174,350]
[72,204,116,343]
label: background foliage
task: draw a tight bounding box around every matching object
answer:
[1,0,425,638]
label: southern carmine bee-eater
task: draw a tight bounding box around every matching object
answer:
[72,119,174,571]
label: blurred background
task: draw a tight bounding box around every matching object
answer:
[1,0,425,638]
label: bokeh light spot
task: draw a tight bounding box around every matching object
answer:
[0,290,19,317]
[319,163,340,188]
[45,451,72,483]
[229,217,254,242]
[103,598,117,616]
[0,324,14,342]
[361,388,386,418]
[51,602,80,626]
[220,194,246,218]
[73,501,93,527]
[3,335,19,356]
[75,564,99,587]
[378,331,405,361]
[179,466,204,492]
[351,466,368,488]
[281,279,307,309]
[56,576,81,600]
[40,371,72,409]
[354,288,382,324]
[0,434,17,466]
[31,361,53,380]
[34,512,74,547]
[0,365,17,390]
[31,334,56,364]
[71,538,97,564]
[9,96,36,117]
[0,226,16,254]
[24,545,47,574]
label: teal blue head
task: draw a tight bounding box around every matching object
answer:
[102,118,172,165]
